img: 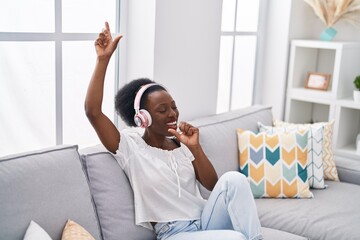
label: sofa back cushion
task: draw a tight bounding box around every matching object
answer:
[80,145,155,240]
[0,145,101,240]
[189,105,273,177]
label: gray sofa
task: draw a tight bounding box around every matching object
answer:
[1,105,360,240]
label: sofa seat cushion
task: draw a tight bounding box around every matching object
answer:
[0,145,101,240]
[256,181,360,240]
[261,227,307,240]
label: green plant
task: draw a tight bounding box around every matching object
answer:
[354,75,360,90]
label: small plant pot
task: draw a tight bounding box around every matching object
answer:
[354,90,360,102]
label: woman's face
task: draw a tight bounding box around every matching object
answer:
[145,90,179,136]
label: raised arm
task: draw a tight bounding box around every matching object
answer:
[85,22,122,153]
[169,122,218,191]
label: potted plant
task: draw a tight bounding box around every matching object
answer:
[354,75,360,102]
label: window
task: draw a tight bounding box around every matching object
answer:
[217,0,261,113]
[0,0,120,156]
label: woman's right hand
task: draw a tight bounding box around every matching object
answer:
[94,21,122,60]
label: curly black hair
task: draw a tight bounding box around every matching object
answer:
[115,78,167,127]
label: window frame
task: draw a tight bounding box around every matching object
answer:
[217,0,265,113]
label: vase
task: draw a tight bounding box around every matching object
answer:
[320,27,337,41]
[354,90,360,102]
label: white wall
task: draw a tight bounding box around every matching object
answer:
[124,0,222,121]
[153,0,223,121]
[124,0,156,82]
[255,0,292,120]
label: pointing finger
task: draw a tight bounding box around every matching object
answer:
[105,21,110,32]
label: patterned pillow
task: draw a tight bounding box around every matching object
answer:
[258,122,325,189]
[237,129,313,198]
[61,220,95,240]
[274,120,339,181]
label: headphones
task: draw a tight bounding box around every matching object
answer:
[133,83,160,128]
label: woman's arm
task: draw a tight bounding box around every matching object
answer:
[85,22,122,154]
[189,144,218,191]
[169,122,218,191]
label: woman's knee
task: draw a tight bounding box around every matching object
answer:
[209,230,247,240]
[220,171,248,186]
[221,230,247,240]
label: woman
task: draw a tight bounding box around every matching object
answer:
[85,22,263,240]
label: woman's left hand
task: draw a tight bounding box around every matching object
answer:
[169,121,218,190]
[168,121,199,148]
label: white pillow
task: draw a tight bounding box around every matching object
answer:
[23,221,52,240]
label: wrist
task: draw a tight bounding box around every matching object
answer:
[97,55,111,63]
[188,144,203,154]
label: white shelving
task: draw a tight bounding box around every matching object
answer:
[285,40,360,161]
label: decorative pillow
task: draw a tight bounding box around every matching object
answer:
[23,221,52,240]
[237,129,313,198]
[258,122,325,189]
[61,219,95,240]
[274,120,339,181]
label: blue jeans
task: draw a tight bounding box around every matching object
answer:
[154,171,263,240]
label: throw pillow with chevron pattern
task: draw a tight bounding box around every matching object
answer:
[237,129,313,199]
[274,120,339,181]
[258,122,325,189]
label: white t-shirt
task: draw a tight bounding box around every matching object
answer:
[113,129,206,230]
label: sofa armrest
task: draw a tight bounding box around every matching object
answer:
[335,156,360,185]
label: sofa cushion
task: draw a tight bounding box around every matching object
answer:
[0,145,101,240]
[80,145,155,240]
[237,129,313,198]
[336,156,360,185]
[258,122,325,189]
[274,120,339,181]
[261,227,307,240]
[256,181,360,240]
